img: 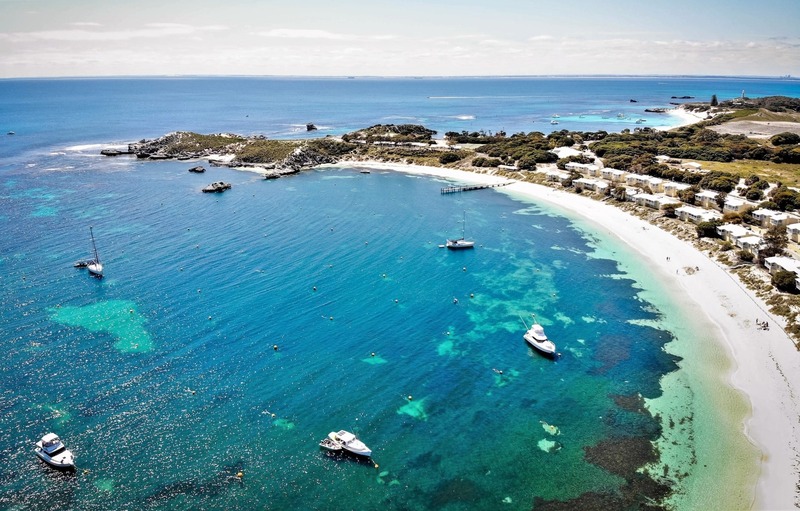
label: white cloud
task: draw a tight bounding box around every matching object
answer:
[256,28,395,42]
[0,23,227,43]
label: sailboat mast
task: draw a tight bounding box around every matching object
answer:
[90,226,100,263]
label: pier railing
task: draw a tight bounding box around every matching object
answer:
[440,181,513,194]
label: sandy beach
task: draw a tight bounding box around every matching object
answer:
[337,161,800,510]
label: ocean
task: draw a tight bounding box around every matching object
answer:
[0,76,797,510]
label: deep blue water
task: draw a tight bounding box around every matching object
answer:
[0,76,798,510]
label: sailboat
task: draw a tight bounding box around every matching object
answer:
[446,211,475,249]
[86,227,103,278]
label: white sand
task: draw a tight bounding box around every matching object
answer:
[338,161,800,510]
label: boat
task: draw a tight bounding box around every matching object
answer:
[319,437,343,452]
[327,430,372,457]
[34,433,75,470]
[446,212,475,250]
[550,119,559,125]
[87,227,103,278]
[521,315,557,357]
[635,118,647,124]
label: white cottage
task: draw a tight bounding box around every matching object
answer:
[676,206,722,224]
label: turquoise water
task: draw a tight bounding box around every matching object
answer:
[1,76,797,509]
[1,159,679,509]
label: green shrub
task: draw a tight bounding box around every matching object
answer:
[772,270,798,293]
[439,152,461,164]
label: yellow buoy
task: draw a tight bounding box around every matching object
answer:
[407,395,413,401]
[273,344,278,351]
[374,463,379,469]
[236,471,243,479]
[329,316,334,321]
[371,352,376,357]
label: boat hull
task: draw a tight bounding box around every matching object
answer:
[328,431,372,457]
[35,447,75,470]
[446,238,475,249]
[523,333,557,357]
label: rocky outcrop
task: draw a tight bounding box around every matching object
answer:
[274,145,338,174]
[128,132,246,160]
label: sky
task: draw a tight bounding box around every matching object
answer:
[1,0,798,78]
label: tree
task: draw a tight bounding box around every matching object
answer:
[662,204,677,218]
[696,220,721,238]
[760,224,788,258]
[772,270,798,293]
[710,94,719,106]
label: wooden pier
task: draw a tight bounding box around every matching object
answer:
[440,181,513,194]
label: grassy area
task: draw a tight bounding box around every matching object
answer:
[169,132,246,153]
[235,140,300,163]
[696,159,800,188]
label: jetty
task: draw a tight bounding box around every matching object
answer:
[440,181,513,194]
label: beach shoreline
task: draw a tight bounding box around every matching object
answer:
[329,160,800,510]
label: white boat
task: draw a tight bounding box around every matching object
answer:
[550,119,559,125]
[319,437,343,452]
[446,212,475,250]
[87,227,103,277]
[34,433,75,470]
[521,315,557,357]
[328,430,372,457]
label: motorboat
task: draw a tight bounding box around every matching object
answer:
[319,437,343,452]
[34,433,75,470]
[328,430,372,457]
[550,119,559,125]
[523,322,557,357]
[446,211,475,250]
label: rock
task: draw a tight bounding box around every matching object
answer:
[100,149,122,156]
[188,165,205,173]
[202,182,232,193]
[306,123,318,131]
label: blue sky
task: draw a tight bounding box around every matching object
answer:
[0,0,798,78]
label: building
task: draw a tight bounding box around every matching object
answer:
[565,162,599,176]
[633,193,681,210]
[751,209,800,228]
[736,235,764,255]
[696,190,720,209]
[545,169,571,184]
[787,223,800,243]
[676,205,722,224]
[723,197,752,214]
[717,223,752,243]
[763,256,800,290]
[663,182,692,197]
[600,167,628,183]
[625,174,664,192]
[574,178,609,193]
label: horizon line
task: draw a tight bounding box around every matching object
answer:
[0,73,797,82]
